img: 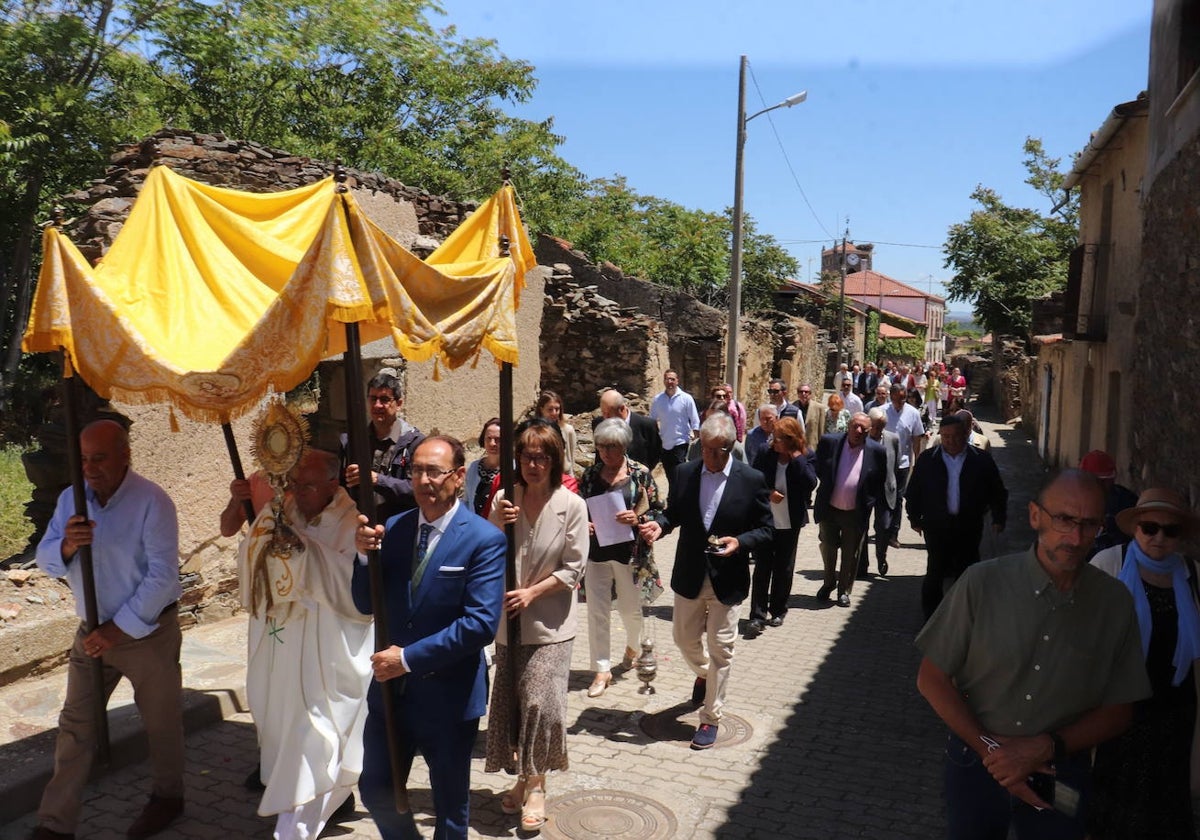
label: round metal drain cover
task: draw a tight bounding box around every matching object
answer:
[543,790,677,839]
[638,708,752,748]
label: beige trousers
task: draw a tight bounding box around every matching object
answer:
[672,578,739,726]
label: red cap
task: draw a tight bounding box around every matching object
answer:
[1079,450,1116,480]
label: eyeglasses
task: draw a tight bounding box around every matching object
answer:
[368,395,395,405]
[841,382,852,388]
[799,389,811,394]
[713,392,728,399]
[767,389,781,395]
[1139,521,1182,538]
[519,453,552,467]
[701,444,734,455]
[410,465,457,480]
[1034,502,1103,535]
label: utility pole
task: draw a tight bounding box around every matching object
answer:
[836,226,849,370]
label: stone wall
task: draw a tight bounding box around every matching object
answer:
[535,234,824,412]
[60,128,476,264]
[1131,131,1200,498]
[538,268,669,413]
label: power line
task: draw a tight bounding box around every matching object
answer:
[747,62,834,241]
[777,238,944,250]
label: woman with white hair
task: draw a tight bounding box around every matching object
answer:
[579,418,664,698]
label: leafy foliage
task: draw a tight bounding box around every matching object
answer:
[878,336,925,363]
[551,176,797,311]
[942,137,1078,337]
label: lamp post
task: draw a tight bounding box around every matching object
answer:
[727,55,806,397]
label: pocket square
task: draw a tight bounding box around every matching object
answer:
[437,565,466,572]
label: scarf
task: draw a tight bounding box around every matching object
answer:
[1118,540,1200,686]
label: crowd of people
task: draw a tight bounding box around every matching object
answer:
[26,360,1200,840]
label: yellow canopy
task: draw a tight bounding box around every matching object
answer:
[23,165,534,422]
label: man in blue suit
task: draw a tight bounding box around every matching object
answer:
[353,435,506,840]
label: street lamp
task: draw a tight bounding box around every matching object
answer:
[727,55,806,397]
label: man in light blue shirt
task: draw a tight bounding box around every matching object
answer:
[34,419,184,840]
[649,369,700,494]
[883,382,926,551]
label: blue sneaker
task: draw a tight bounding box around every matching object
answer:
[691,723,719,750]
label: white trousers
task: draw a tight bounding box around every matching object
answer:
[585,559,644,672]
[672,578,739,726]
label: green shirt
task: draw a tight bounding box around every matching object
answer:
[916,547,1151,737]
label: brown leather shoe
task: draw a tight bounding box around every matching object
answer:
[126,795,184,839]
[29,827,75,840]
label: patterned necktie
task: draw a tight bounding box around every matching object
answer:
[411,523,435,590]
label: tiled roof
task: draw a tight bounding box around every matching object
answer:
[842,270,945,303]
[879,323,918,339]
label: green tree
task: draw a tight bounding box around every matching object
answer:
[942,137,1078,337]
[553,176,797,310]
[0,0,169,411]
[143,0,582,230]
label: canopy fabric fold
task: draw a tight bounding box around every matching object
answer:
[23,165,534,422]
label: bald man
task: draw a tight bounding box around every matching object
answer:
[34,420,184,840]
[596,388,661,470]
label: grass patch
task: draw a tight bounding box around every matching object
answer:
[0,445,33,559]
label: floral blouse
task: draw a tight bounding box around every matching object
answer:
[825,408,851,434]
[579,457,665,603]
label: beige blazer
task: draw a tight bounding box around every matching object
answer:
[490,484,588,645]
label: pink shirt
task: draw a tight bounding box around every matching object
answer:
[830,439,865,511]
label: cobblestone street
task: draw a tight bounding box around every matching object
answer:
[0,410,1041,839]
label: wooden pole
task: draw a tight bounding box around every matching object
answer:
[61,353,111,766]
[334,163,410,819]
[220,423,256,526]
[497,230,521,746]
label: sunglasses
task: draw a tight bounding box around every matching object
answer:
[1139,521,1182,538]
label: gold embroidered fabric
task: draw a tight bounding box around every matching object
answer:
[23,165,533,421]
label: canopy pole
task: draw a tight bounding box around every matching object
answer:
[497,228,521,745]
[334,162,412,823]
[220,423,256,526]
[61,351,111,766]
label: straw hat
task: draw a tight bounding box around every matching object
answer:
[1115,488,1200,538]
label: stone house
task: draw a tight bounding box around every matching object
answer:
[841,270,946,364]
[1028,95,1148,481]
[1128,0,1200,496]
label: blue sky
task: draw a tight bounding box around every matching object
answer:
[440,1,1152,310]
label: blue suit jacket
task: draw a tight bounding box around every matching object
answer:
[351,503,506,722]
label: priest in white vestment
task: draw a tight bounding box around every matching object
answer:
[238,448,373,840]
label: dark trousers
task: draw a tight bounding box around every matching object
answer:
[660,443,689,494]
[921,517,985,619]
[818,508,866,596]
[360,694,479,840]
[857,500,892,573]
[944,733,1090,840]
[750,527,800,620]
[887,466,911,540]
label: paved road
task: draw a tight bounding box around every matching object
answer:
[0,408,1042,839]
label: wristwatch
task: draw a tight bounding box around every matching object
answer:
[1050,731,1067,763]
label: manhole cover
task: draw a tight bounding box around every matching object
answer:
[543,790,677,839]
[638,708,753,748]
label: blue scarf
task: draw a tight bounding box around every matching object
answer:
[1118,541,1200,686]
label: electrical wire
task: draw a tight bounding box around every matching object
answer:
[748,62,834,240]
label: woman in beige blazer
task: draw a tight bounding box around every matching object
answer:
[485,420,588,831]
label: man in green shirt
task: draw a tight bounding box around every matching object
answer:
[916,469,1150,839]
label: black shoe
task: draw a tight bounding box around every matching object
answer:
[691,677,706,707]
[745,619,764,636]
[816,584,834,602]
[767,616,783,627]
[243,765,265,792]
[878,559,889,577]
[30,828,75,840]
[837,593,851,608]
[330,792,356,822]
[889,537,901,548]
[127,795,184,839]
